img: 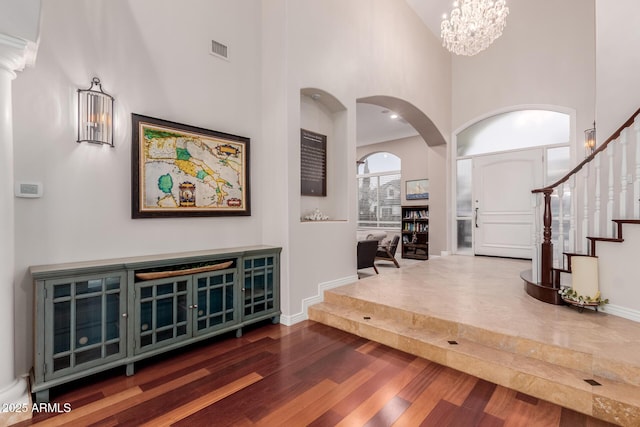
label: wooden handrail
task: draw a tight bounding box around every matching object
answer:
[532,107,640,194]
[530,107,640,293]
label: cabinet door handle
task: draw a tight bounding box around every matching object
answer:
[122,313,128,318]
[189,304,198,309]
[474,207,479,228]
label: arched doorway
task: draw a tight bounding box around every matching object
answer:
[454,108,573,259]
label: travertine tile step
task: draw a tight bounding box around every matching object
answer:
[308,300,640,426]
[322,289,640,388]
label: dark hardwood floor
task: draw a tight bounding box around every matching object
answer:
[16,321,615,427]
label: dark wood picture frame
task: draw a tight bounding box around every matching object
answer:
[131,114,250,218]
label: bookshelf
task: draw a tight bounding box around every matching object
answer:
[401,205,429,260]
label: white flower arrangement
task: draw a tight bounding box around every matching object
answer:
[558,287,609,306]
[303,208,329,221]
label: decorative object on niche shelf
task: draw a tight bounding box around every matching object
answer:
[300,129,327,197]
[77,77,114,146]
[303,208,329,221]
[441,0,509,56]
[584,121,596,157]
[406,179,429,200]
[131,114,250,218]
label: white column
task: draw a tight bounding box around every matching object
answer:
[0,34,33,422]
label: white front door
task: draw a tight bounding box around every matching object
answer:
[473,148,543,259]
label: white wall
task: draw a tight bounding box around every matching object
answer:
[0,0,41,44]
[595,0,640,141]
[11,0,452,374]
[12,0,264,374]
[262,0,451,322]
[452,0,596,144]
[596,225,640,321]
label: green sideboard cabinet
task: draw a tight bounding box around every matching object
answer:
[31,246,281,403]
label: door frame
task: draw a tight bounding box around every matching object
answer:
[448,105,577,259]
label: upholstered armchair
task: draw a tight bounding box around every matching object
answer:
[375,235,400,268]
[357,239,379,277]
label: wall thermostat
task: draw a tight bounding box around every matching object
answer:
[15,182,43,198]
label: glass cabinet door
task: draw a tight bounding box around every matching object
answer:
[243,255,278,320]
[45,272,127,380]
[134,276,192,355]
[193,268,237,336]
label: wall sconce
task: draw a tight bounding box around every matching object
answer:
[584,121,596,157]
[77,77,114,146]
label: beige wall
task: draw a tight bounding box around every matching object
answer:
[595,0,640,140]
[262,0,451,321]
[11,0,452,374]
[452,0,596,147]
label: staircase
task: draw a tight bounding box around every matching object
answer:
[523,108,640,321]
[308,271,640,426]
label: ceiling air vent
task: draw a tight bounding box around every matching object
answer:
[210,39,229,60]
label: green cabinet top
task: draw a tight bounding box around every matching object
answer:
[30,245,282,280]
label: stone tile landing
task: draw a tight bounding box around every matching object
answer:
[308,256,640,426]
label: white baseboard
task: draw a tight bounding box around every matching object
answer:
[279,275,358,326]
[602,303,640,323]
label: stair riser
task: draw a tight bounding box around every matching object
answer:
[310,304,639,425]
[325,291,459,335]
[458,324,594,376]
[593,357,640,388]
[325,290,596,377]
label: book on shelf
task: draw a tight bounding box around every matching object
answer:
[403,222,428,232]
[403,209,429,219]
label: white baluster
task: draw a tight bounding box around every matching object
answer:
[634,116,640,217]
[607,140,615,236]
[582,163,590,252]
[594,154,601,236]
[557,184,565,267]
[569,174,576,254]
[620,129,628,219]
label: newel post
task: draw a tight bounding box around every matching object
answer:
[540,189,554,287]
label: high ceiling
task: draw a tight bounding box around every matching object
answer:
[405,0,451,38]
[356,0,450,146]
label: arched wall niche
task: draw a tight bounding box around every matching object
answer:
[299,87,348,221]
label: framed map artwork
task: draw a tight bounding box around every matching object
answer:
[131,114,250,218]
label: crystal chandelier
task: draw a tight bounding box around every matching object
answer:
[441,0,509,56]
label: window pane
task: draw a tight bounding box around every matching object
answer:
[457,159,472,217]
[357,152,400,174]
[457,220,472,252]
[358,176,378,227]
[357,152,401,229]
[546,146,571,185]
[458,110,570,156]
[378,174,401,224]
